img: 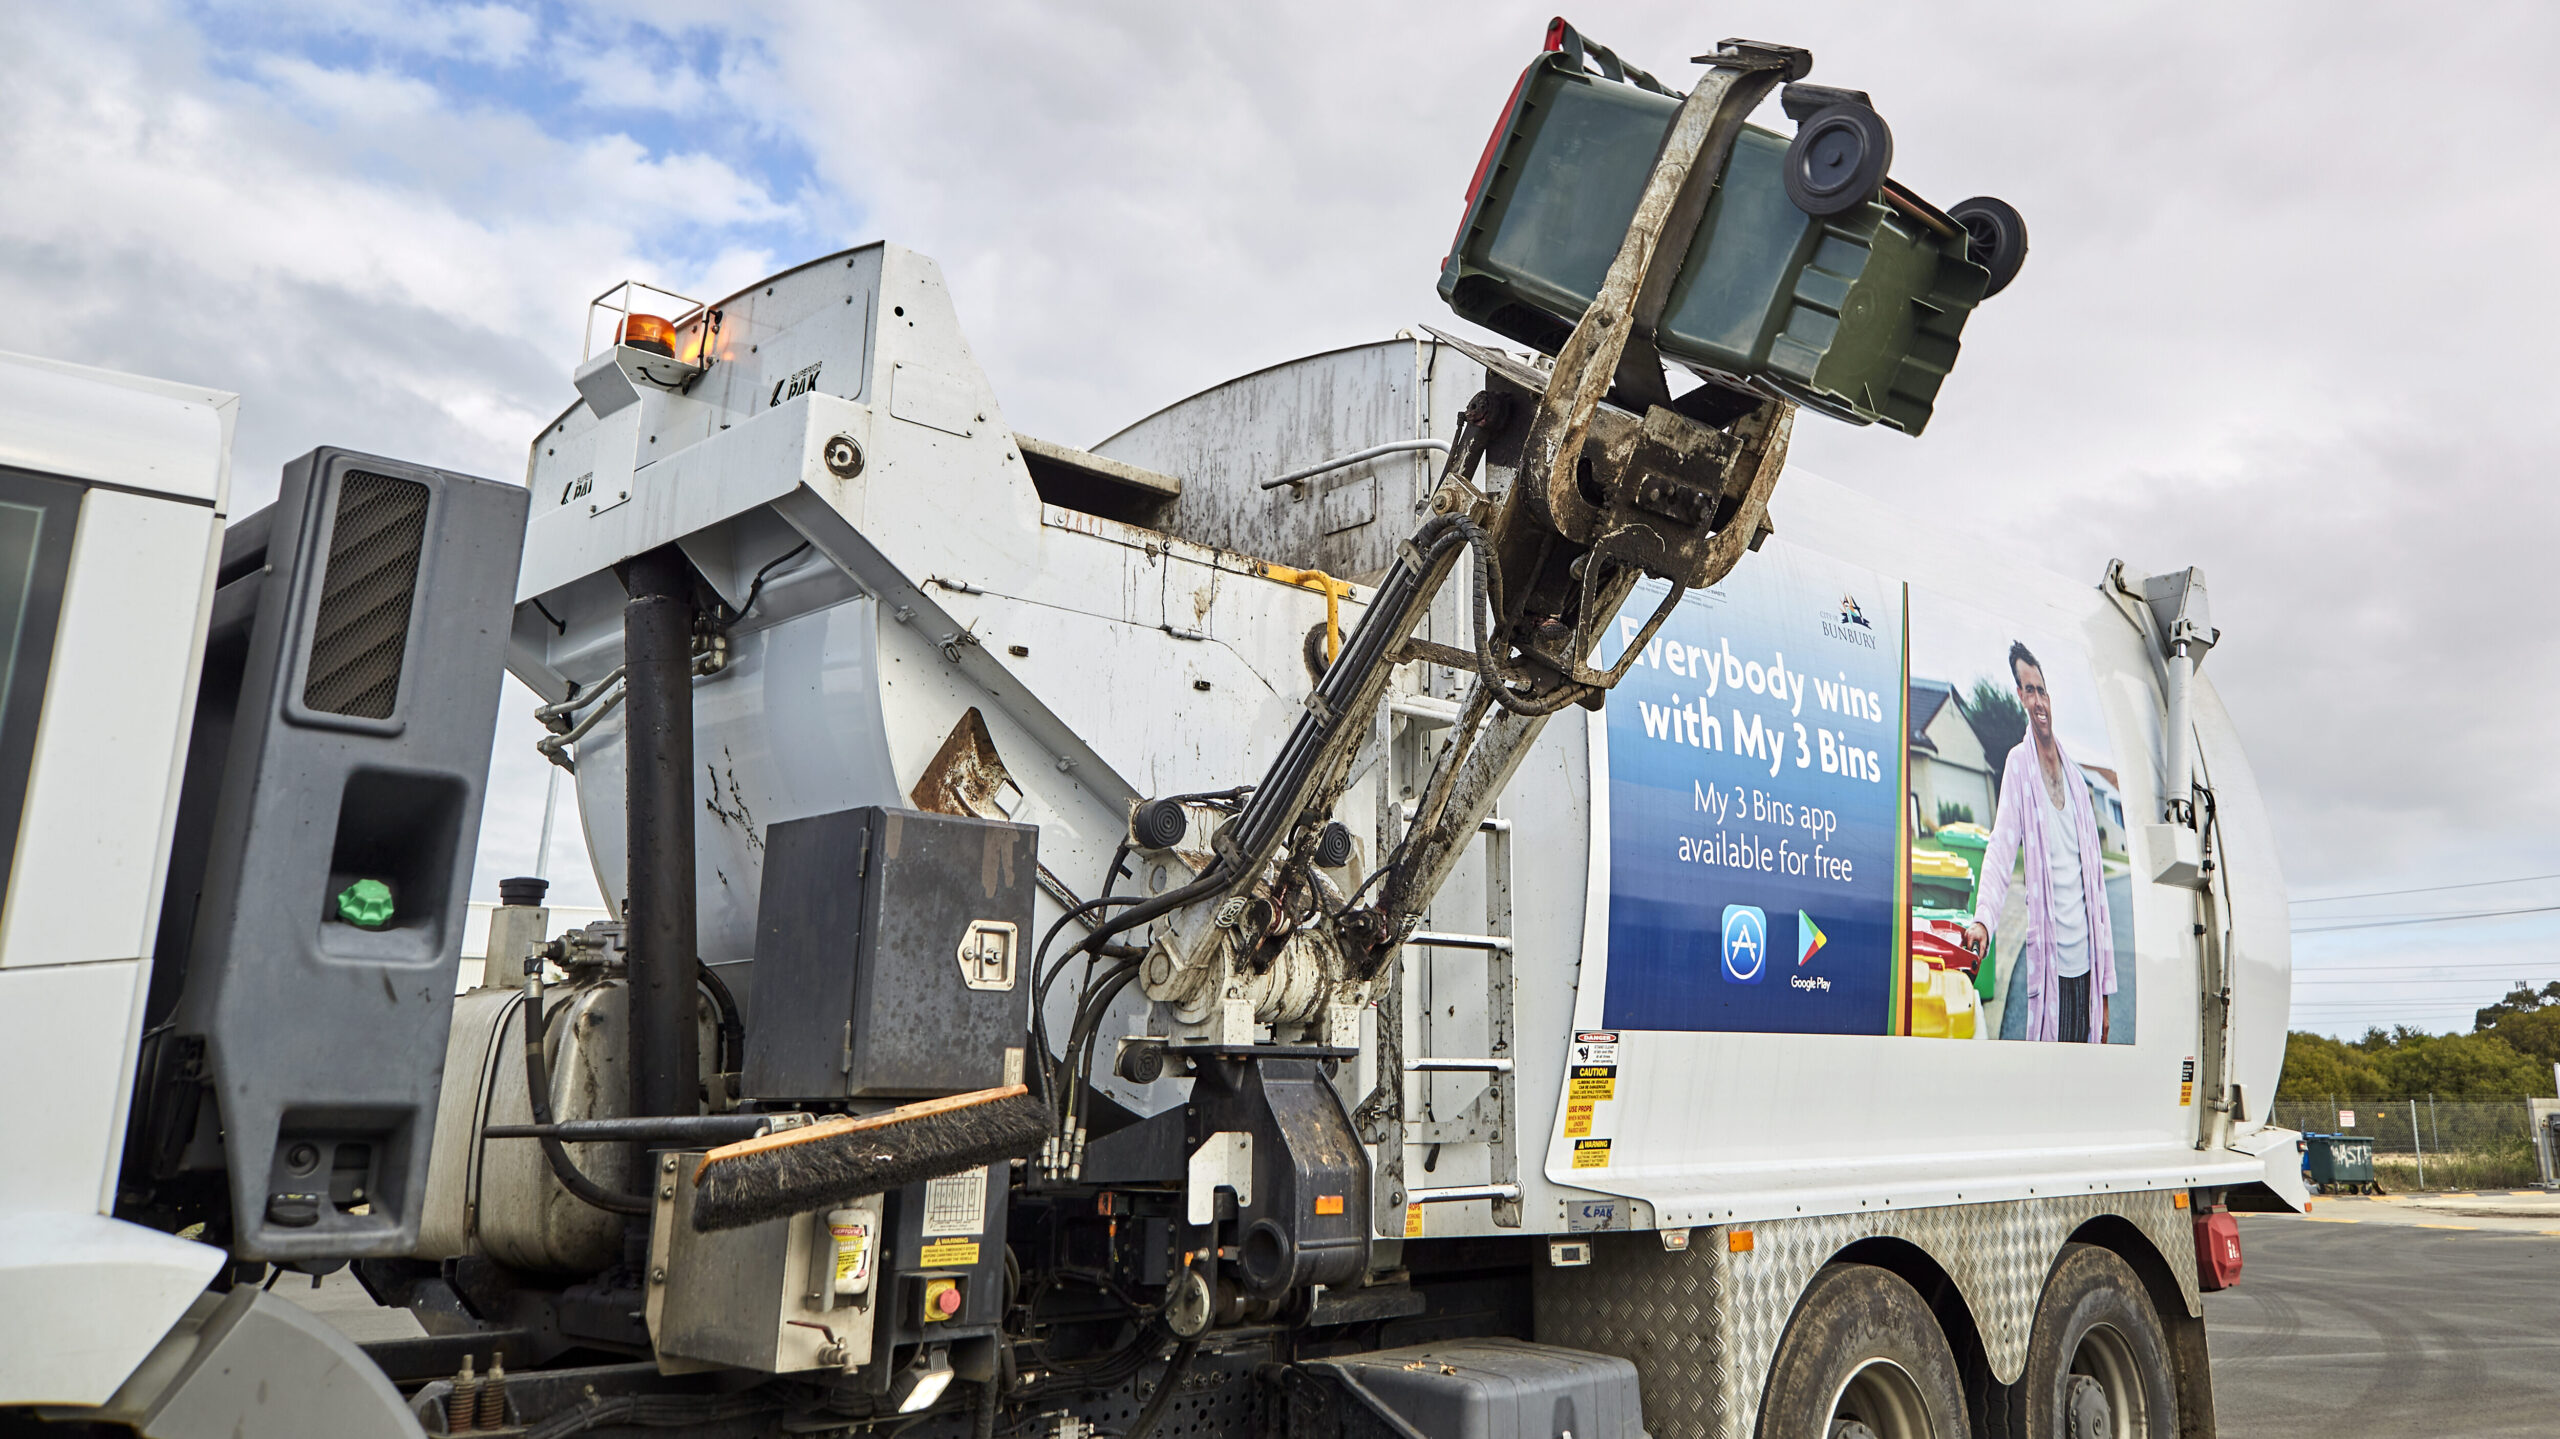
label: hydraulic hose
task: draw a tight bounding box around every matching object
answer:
[520,971,652,1216]
[697,960,744,1078]
[1125,1340,1201,1439]
[971,1379,1001,1439]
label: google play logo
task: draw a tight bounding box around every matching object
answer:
[1797,911,1827,966]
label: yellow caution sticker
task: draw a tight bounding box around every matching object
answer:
[917,1237,980,1268]
[2179,1056,2196,1107]
[1571,1138,1612,1170]
[1563,1100,1596,1138]
[1404,1202,1425,1239]
[1568,1065,1617,1102]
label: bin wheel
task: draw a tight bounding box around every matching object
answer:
[1991,1243,2176,1439]
[1949,196,2029,297]
[1784,104,1893,218]
[1302,621,1335,681]
[1758,1263,1967,1439]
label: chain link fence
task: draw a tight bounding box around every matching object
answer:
[2270,1097,2542,1190]
[2270,1098,2532,1154]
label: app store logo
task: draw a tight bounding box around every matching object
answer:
[1721,904,1767,984]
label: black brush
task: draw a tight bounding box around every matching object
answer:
[691,1084,1049,1232]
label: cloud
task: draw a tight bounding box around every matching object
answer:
[10,1,2556,1028]
[0,0,825,909]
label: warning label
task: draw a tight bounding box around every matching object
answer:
[828,1216,875,1291]
[1571,1031,1620,1067]
[1568,1065,1617,1101]
[1404,1203,1425,1239]
[921,1167,988,1238]
[1571,1138,1612,1170]
[917,1237,980,1268]
[2179,1056,2196,1107]
[1563,1100,1596,1138]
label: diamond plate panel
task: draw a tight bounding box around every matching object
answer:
[1535,1193,2197,1439]
[1535,1237,1730,1439]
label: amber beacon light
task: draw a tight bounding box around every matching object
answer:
[617,312,678,357]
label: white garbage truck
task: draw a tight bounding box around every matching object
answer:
[0,26,2296,1439]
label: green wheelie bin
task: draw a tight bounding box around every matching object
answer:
[1438,29,2022,435]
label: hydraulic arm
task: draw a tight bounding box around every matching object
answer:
[1100,41,1814,1058]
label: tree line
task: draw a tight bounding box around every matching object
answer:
[2279,981,2560,1100]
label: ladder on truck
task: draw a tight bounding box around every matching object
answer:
[1356,690,1524,1233]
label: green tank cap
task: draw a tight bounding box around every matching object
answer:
[335,878,395,928]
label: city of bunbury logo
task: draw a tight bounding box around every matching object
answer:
[1823,593,1878,649]
[1722,904,1767,983]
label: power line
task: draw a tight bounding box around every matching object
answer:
[2292,963,2560,981]
[2291,872,2560,906]
[2288,994,2519,1004]
[2295,903,2560,924]
[2290,903,2560,934]
[2286,997,2515,1009]
[2304,972,2560,983]
[2285,1005,2499,1016]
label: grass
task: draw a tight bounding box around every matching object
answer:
[2370,1139,2541,1192]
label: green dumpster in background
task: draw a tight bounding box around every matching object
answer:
[1438,49,1994,435]
[2304,1133,2380,1195]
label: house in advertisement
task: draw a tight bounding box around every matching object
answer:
[1908,677,1996,832]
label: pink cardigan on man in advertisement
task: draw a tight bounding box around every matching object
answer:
[1968,738,2116,1042]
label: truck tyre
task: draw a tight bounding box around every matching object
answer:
[2003,1243,2176,1439]
[1757,1262,1967,1439]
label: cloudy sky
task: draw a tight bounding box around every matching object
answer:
[7,2,2553,1037]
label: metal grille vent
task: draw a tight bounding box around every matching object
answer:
[302,471,428,719]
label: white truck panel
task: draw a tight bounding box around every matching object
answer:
[511,246,2295,1249]
[1,492,222,970]
[0,1207,225,1406]
[0,350,233,508]
[0,352,233,1407]
[1506,472,2278,1229]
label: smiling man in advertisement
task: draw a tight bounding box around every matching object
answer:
[1961,642,2118,1042]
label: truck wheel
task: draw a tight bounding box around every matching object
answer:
[1757,1263,1967,1439]
[2004,1243,2176,1439]
[1948,196,2028,297]
[1784,104,1893,218]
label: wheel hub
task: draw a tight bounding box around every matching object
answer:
[2063,1372,2113,1438]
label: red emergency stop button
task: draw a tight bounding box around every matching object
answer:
[923,1277,963,1322]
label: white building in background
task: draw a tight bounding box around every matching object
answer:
[1908,677,1996,832]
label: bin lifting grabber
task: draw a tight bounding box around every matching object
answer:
[1100,40,1820,1064]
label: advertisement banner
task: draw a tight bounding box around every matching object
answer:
[1597,543,1905,1034]
[1594,547,2141,1044]
[1906,584,2136,1044]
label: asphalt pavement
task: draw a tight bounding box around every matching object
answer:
[2209,1203,2560,1437]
